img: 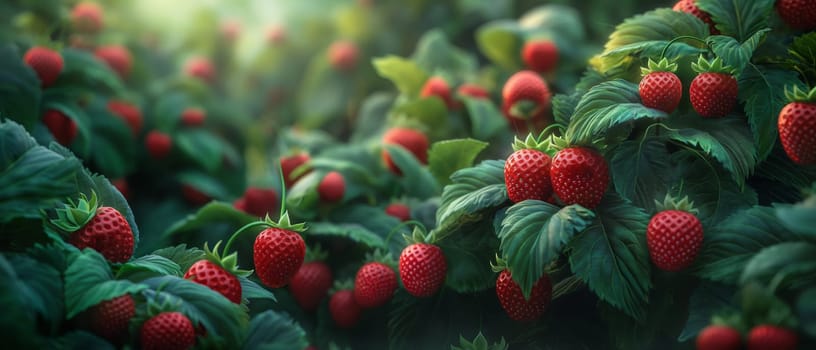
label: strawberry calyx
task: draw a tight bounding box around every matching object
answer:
[50,192,100,233]
[402,225,433,245]
[200,241,252,277]
[304,244,328,263]
[511,133,550,153]
[222,211,307,255]
[641,57,678,76]
[691,56,737,76]
[490,255,509,273]
[784,85,816,103]
[329,279,355,294]
[363,249,397,270]
[654,194,699,215]
[507,99,545,120]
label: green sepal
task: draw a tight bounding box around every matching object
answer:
[401,223,431,245]
[49,192,100,233]
[451,332,509,350]
[263,211,307,232]
[490,254,508,273]
[691,56,738,76]
[144,294,183,318]
[329,279,355,294]
[641,58,678,76]
[201,241,252,278]
[363,249,397,270]
[784,85,816,103]
[511,133,550,152]
[304,244,328,263]
[654,194,699,215]
[507,99,545,120]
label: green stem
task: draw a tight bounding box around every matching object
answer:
[659,35,709,60]
[278,162,287,219]
[537,123,565,140]
[223,221,271,254]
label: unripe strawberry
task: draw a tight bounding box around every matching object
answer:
[318,171,345,203]
[185,57,216,83]
[385,203,411,221]
[145,131,172,159]
[328,41,359,72]
[421,76,455,109]
[23,46,63,88]
[107,100,143,136]
[747,325,798,350]
[522,39,559,73]
[42,109,78,146]
[95,45,132,79]
[180,107,206,127]
[71,2,104,34]
[381,128,429,175]
[696,325,741,350]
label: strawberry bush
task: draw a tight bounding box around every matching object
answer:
[1,0,815,349]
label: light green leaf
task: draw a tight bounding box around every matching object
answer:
[476,20,524,70]
[241,310,307,350]
[428,139,488,186]
[385,144,440,199]
[391,97,449,140]
[64,249,146,318]
[776,192,816,238]
[373,56,429,97]
[462,97,508,140]
[436,160,508,238]
[412,29,478,77]
[697,0,774,42]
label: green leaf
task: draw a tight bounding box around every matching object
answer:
[436,160,508,238]
[0,45,42,129]
[798,288,816,338]
[428,139,488,186]
[739,65,804,161]
[239,276,276,302]
[164,201,256,238]
[499,202,595,298]
[241,310,307,350]
[373,56,429,97]
[476,20,524,70]
[327,204,405,256]
[385,144,440,199]
[674,154,757,225]
[296,56,352,128]
[697,0,774,42]
[439,219,500,293]
[64,249,147,318]
[706,30,769,74]
[568,193,652,320]
[412,29,477,78]
[351,93,395,143]
[565,79,668,145]
[49,331,115,350]
[740,283,797,328]
[141,276,248,345]
[306,222,387,250]
[176,129,226,172]
[57,49,124,94]
[462,97,508,141]
[116,254,182,280]
[40,96,92,156]
[679,282,738,341]
[740,242,816,291]
[693,206,800,283]
[666,116,757,187]
[609,136,673,213]
[85,99,136,178]
[552,91,583,126]
[786,33,816,83]
[776,193,816,238]
[391,97,449,140]
[150,244,206,274]
[0,253,63,337]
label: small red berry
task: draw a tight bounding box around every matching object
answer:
[522,40,559,73]
[145,131,172,159]
[23,46,63,88]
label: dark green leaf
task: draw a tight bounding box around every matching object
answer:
[49,330,115,350]
[150,244,206,273]
[568,193,652,320]
[740,283,797,328]
[428,138,488,186]
[1,253,63,335]
[116,254,182,280]
[164,201,256,238]
[439,219,500,293]
[740,242,816,291]
[786,33,816,82]
[412,29,477,78]
[462,97,507,141]
[678,282,738,341]
[552,91,583,126]
[797,288,816,338]
[351,93,395,143]
[372,57,429,97]
[241,310,306,350]
[697,0,774,42]
[706,30,769,74]
[674,154,757,225]
[0,45,42,129]
[391,97,449,140]
[57,49,124,94]
[86,99,136,178]
[775,192,816,238]
[499,202,595,298]
[385,144,440,199]
[64,249,146,318]
[609,136,673,213]
[239,276,276,302]
[436,160,508,238]
[0,119,38,167]
[176,129,226,172]
[306,222,387,249]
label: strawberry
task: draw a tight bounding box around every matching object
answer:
[673,0,719,34]
[689,56,738,118]
[328,40,359,72]
[522,39,559,74]
[353,262,397,308]
[495,269,552,322]
[95,45,132,79]
[421,76,455,109]
[778,86,816,165]
[111,178,130,200]
[181,184,210,206]
[385,203,411,221]
[51,193,134,263]
[647,196,703,271]
[639,58,683,113]
[504,135,553,203]
[266,25,286,45]
[140,312,195,350]
[329,289,361,328]
[502,70,552,133]
[776,0,816,31]
[550,146,609,209]
[253,214,306,288]
[180,107,206,127]
[318,171,345,203]
[108,100,143,135]
[457,83,490,99]
[234,187,278,217]
[42,109,78,146]
[696,325,741,350]
[747,325,798,350]
[289,261,334,311]
[220,20,241,42]
[71,2,104,33]
[88,294,135,342]
[145,131,172,159]
[184,242,249,304]
[280,153,311,188]
[185,57,216,83]
[23,46,63,88]
[381,127,429,175]
[399,243,447,297]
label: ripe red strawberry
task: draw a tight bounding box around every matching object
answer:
[504,136,553,203]
[107,100,143,135]
[145,131,172,159]
[318,171,345,203]
[289,261,334,311]
[385,203,411,221]
[88,294,135,342]
[181,184,210,206]
[95,45,132,79]
[329,289,361,328]
[777,0,816,31]
[180,107,206,126]
[185,57,216,83]
[266,25,286,45]
[673,0,719,34]
[421,76,455,109]
[234,187,278,217]
[399,243,447,297]
[457,83,490,99]
[71,2,104,33]
[522,39,559,74]
[690,56,738,118]
[747,325,798,350]
[381,127,429,175]
[111,178,130,200]
[502,70,552,133]
[550,147,609,209]
[42,109,78,146]
[353,262,397,308]
[253,219,306,288]
[51,193,134,263]
[495,269,552,322]
[220,20,241,42]
[646,196,703,271]
[23,46,63,88]
[185,260,242,303]
[140,312,195,350]
[639,58,683,113]
[280,153,311,188]
[696,325,741,350]
[778,86,816,165]
[328,40,359,71]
